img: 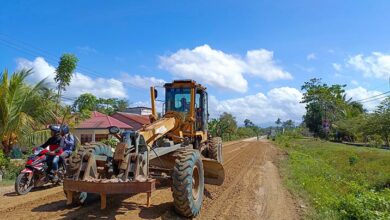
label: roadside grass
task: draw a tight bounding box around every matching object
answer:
[276,136,390,220]
[0,179,14,187]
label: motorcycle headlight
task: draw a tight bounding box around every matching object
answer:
[34,148,42,155]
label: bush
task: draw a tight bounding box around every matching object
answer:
[339,189,390,220]
[0,150,10,177]
[368,135,383,148]
[348,155,359,166]
[3,161,24,180]
[0,150,9,168]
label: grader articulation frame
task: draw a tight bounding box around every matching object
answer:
[63,80,224,217]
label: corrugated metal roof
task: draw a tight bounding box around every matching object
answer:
[76,111,133,129]
[113,112,151,125]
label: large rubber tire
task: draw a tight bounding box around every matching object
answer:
[65,143,113,205]
[172,149,204,218]
[15,173,34,195]
[67,143,113,177]
[208,137,223,163]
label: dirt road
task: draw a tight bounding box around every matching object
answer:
[0,139,299,220]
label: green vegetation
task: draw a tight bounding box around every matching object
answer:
[276,136,390,219]
[55,53,78,113]
[0,69,57,154]
[301,78,389,147]
[72,92,129,116]
[209,113,260,141]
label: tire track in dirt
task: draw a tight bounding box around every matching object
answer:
[198,142,266,219]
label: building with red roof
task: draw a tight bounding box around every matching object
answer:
[111,112,151,131]
[74,111,133,144]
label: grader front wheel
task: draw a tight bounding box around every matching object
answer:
[208,137,223,163]
[172,149,204,218]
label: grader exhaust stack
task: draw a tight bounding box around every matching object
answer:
[63,80,225,218]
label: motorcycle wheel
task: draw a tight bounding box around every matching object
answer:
[15,173,34,195]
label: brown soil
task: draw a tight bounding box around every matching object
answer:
[0,139,299,220]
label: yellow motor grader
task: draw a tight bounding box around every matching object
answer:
[63,79,224,217]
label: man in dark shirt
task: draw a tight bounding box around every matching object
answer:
[40,125,63,181]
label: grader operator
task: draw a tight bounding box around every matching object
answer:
[63,79,224,217]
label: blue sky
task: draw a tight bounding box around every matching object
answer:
[1,1,390,125]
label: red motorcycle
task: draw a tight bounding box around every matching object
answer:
[14,147,66,195]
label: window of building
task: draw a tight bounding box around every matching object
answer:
[95,134,108,142]
[80,134,92,144]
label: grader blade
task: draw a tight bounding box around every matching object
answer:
[202,158,225,186]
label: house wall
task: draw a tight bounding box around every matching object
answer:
[125,108,152,115]
[72,129,109,144]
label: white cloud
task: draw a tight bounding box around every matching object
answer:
[245,49,293,81]
[346,86,384,111]
[209,87,305,125]
[348,53,390,79]
[333,63,342,72]
[350,80,359,86]
[159,44,291,93]
[121,74,166,89]
[307,53,316,60]
[16,57,127,99]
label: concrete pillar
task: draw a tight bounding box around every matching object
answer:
[92,130,96,142]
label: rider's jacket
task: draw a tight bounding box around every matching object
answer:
[39,135,64,156]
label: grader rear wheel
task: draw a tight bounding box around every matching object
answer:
[172,149,204,218]
[208,137,223,163]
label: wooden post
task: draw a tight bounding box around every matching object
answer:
[101,193,107,210]
[146,192,151,207]
[66,191,73,205]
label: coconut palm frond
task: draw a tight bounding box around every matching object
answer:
[0,68,58,152]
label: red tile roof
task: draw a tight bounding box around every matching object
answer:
[113,112,151,125]
[76,111,133,129]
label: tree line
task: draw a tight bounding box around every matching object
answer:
[208,112,261,141]
[301,78,389,147]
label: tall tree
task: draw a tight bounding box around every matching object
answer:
[73,93,129,115]
[219,112,237,140]
[372,97,390,146]
[275,118,282,127]
[301,78,347,137]
[244,119,255,127]
[72,93,98,112]
[55,53,78,114]
[0,69,56,154]
[282,119,295,130]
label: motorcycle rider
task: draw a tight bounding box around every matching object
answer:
[39,124,63,182]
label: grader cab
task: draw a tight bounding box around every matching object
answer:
[63,80,224,217]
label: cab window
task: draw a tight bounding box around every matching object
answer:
[166,87,191,112]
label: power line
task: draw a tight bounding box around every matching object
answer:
[353,91,390,102]
[0,33,108,79]
[359,95,389,103]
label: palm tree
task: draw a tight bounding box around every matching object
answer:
[0,69,56,154]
